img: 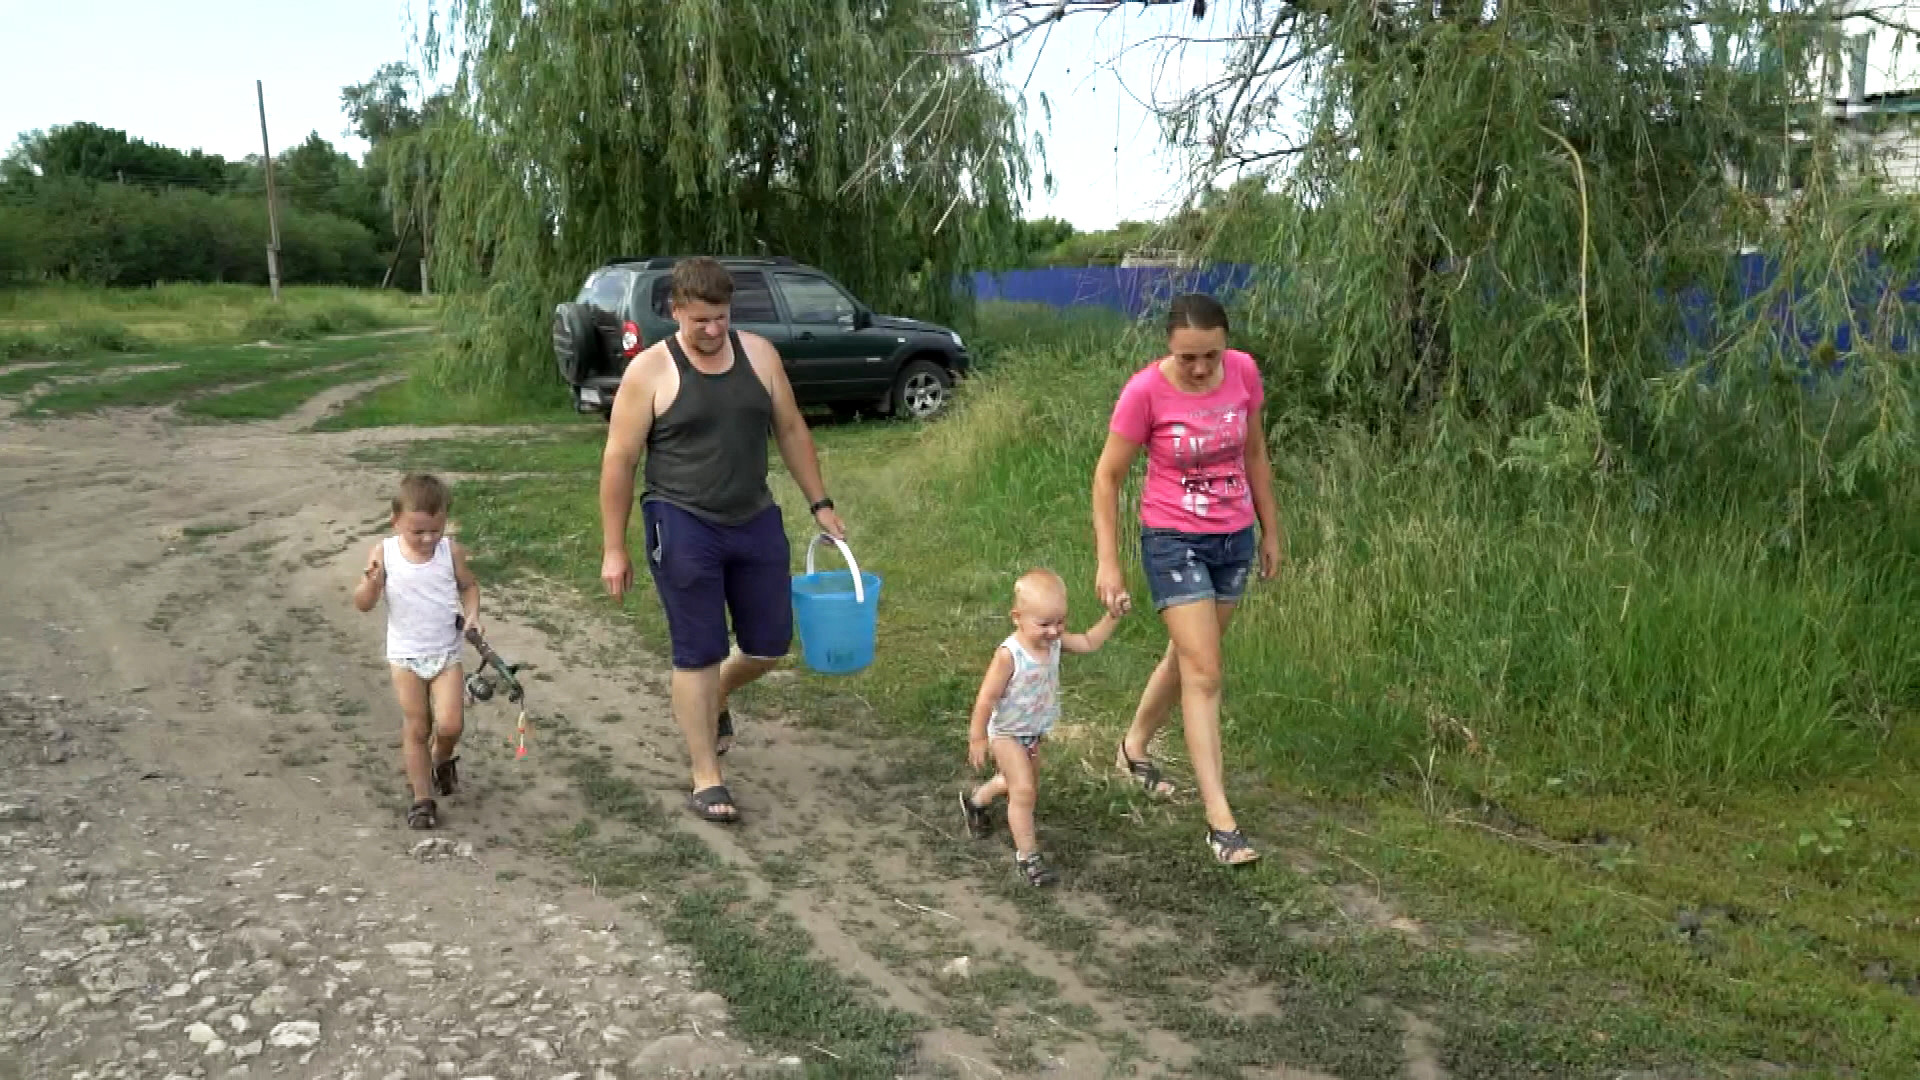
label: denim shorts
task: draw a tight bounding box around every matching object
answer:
[1140,527,1256,611]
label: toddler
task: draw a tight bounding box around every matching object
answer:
[960,568,1123,886]
[352,473,480,829]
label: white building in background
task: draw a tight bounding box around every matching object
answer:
[1817,1,1920,193]
[1724,3,1920,201]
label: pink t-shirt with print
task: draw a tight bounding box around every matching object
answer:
[1108,349,1264,534]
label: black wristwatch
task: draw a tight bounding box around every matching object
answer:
[809,497,835,515]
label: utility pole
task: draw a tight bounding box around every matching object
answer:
[256,79,283,302]
[416,157,431,298]
[381,209,416,290]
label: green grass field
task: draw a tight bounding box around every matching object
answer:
[0,284,433,421]
[367,305,1917,1079]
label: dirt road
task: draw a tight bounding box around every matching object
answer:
[0,393,798,1079]
[0,383,1450,1080]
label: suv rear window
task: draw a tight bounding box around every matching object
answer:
[649,269,781,323]
[582,270,627,314]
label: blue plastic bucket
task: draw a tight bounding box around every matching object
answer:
[791,534,882,675]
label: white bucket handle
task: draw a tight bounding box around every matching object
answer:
[804,532,866,605]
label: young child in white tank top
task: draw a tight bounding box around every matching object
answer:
[959,568,1124,887]
[352,473,481,831]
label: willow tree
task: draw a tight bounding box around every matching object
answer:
[990,1,1919,492]
[414,0,1029,390]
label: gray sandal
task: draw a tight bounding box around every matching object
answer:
[432,756,459,797]
[1017,852,1059,887]
[687,785,740,824]
[1207,828,1260,866]
[1117,744,1176,797]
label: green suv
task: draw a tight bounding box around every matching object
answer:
[551,255,970,420]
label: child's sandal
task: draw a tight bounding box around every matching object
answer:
[432,756,460,797]
[407,798,438,830]
[1017,852,1058,887]
[959,791,992,840]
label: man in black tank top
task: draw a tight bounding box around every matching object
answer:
[598,257,849,825]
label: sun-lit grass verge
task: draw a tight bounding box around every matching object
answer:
[312,366,583,431]
[0,283,434,349]
[0,317,152,361]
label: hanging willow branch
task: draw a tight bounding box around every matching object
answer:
[416,0,1031,391]
[970,0,1920,491]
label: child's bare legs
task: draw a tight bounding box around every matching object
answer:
[428,663,465,766]
[393,664,465,803]
[988,738,1041,858]
[392,667,436,802]
[968,771,1007,811]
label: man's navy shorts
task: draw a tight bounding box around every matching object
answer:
[641,500,792,670]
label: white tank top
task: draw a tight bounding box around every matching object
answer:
[383,536,461,660]
[987,635,1060,739]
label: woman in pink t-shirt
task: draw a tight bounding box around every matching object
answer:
[1091,293,1283,866]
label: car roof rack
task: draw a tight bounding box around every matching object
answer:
[598,255,800,270]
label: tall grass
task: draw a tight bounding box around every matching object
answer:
[957,300,1145,370]
[865,305,1919,797]
[0,318,152,361]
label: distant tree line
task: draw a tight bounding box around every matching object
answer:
[0,72,433,290]
[1000,176,1294,269]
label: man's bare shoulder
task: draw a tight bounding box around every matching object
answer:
[632,341,676,374]
[619,342,674,387]
[737,330,784,370]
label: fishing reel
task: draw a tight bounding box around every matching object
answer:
[456,618,524,705]
[455,617,532,760]
[465,669,514,703]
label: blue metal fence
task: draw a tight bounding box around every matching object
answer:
[969,264,1257,319]
[970,257,1920,369]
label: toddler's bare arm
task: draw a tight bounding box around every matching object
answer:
[967,647,1015,766]
[1062,610,1123,655]
[352,542,384,612]
[452,542,481,632]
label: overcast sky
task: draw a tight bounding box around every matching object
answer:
[0,0,1251,231]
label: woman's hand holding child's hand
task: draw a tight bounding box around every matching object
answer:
[1095,560,1130,618]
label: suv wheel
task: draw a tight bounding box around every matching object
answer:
[552,303,599,384]
[890,358,952,421]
